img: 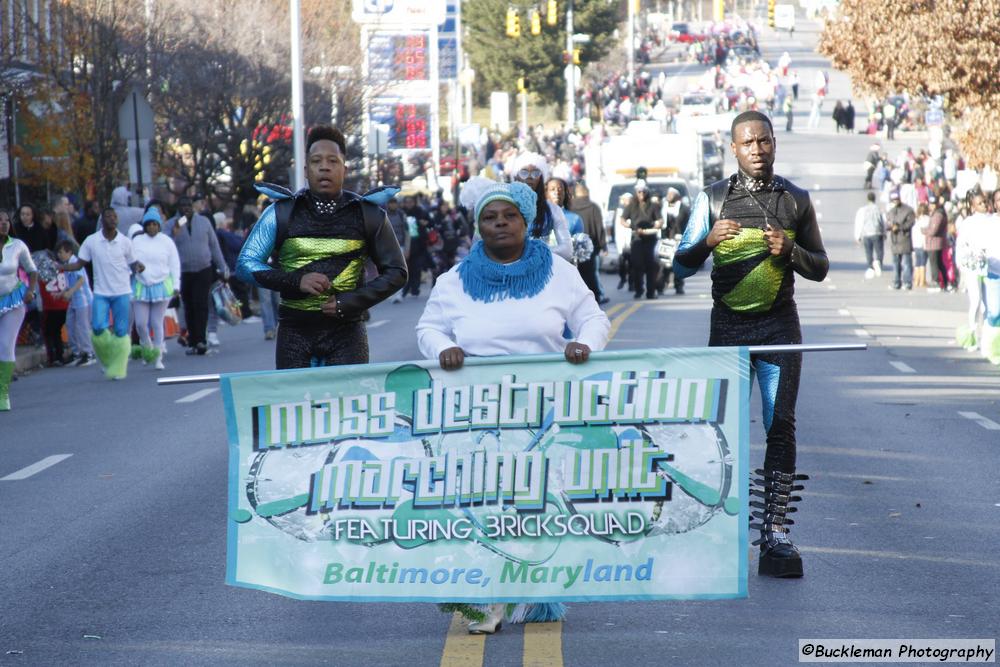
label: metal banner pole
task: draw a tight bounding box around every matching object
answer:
[156,344,867,386]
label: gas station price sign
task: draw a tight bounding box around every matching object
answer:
[371,101,431,150]
[368,34,430,83]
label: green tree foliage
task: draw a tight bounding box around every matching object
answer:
[464,0,619,110]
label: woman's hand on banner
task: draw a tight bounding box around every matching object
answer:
[439,346,465,370]
[565,342,591,364]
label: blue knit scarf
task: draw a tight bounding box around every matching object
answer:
[457,239,553,303]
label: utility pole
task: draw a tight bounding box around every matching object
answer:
[290,0,305,191]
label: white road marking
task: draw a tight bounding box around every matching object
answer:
[175,387,219,404]
[820,472,914,482]
[814,199,821,206]
[853,328,871,338]
[816,212,823,220]
[1,454,74,481]
[838,309,851,316]
[889,361,916,373]
[800,546,1000,569]
[367,320,389,329]
[958,411,1000,431]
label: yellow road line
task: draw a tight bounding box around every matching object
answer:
[440,613,485,667]
[607,302,644,342]
[604,302,626,318]
[524,622,564,667]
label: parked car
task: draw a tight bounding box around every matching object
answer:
[702,136,725,184]
[678,92,719,117]
[670,22,706,43]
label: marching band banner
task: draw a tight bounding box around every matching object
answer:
[221,347,750,602]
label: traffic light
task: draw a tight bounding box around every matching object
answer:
[546,0,558,26]
[530,8,541,35]
[517,77,528,93]
[562,51,570,64]
[505,7,521,37]
[768,0,775,27]
[572,48,581,65]
[636,166,648,181]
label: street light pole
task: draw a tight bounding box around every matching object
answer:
[290,0,305,191]
[565,0,575,128]
[627,0,635,84]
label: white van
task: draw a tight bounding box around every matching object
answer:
[774,4,796,31]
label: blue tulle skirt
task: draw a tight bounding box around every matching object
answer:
[132,278,173,303]
[0,283,27,315]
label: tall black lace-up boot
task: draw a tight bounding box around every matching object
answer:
[750,468,809,578]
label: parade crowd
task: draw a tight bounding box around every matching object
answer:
[854,145,1000,363]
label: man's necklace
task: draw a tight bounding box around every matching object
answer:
[313,198,338,216]
[737,172,778,228]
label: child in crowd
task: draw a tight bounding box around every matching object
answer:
[39,263,69,366]
[55,241,95,366]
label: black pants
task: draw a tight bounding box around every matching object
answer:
[43,310,67,363]
[404,252,431,296]
[630,237,659,297]
[181,267,214,348]
[710,306,802,474]
[275,318,369,369]
[926,249,947,288]
[578,259,600,298]
[618,248,632,289]
[656,266,685,294]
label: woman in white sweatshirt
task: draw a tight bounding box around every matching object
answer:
[131,208,181,369]
[416,179,610,634]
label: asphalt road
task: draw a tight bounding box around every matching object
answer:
[2,19,998,667]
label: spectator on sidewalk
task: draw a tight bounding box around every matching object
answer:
[215,212,252,321]
[39,259,70,366]
[165,197,228,355]
[570,182,609,304]
[912,203,930,288]
[924,195,950,292]
[54,240,95,366]
[885,190,915,290]
[854,192,885,279]
[73,200,100,243]
[385,197,410,303]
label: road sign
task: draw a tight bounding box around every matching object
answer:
[118,88,154,197]
[117,88,154,141]
[490,92,510,131]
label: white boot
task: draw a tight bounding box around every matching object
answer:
[467,604,504,635]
